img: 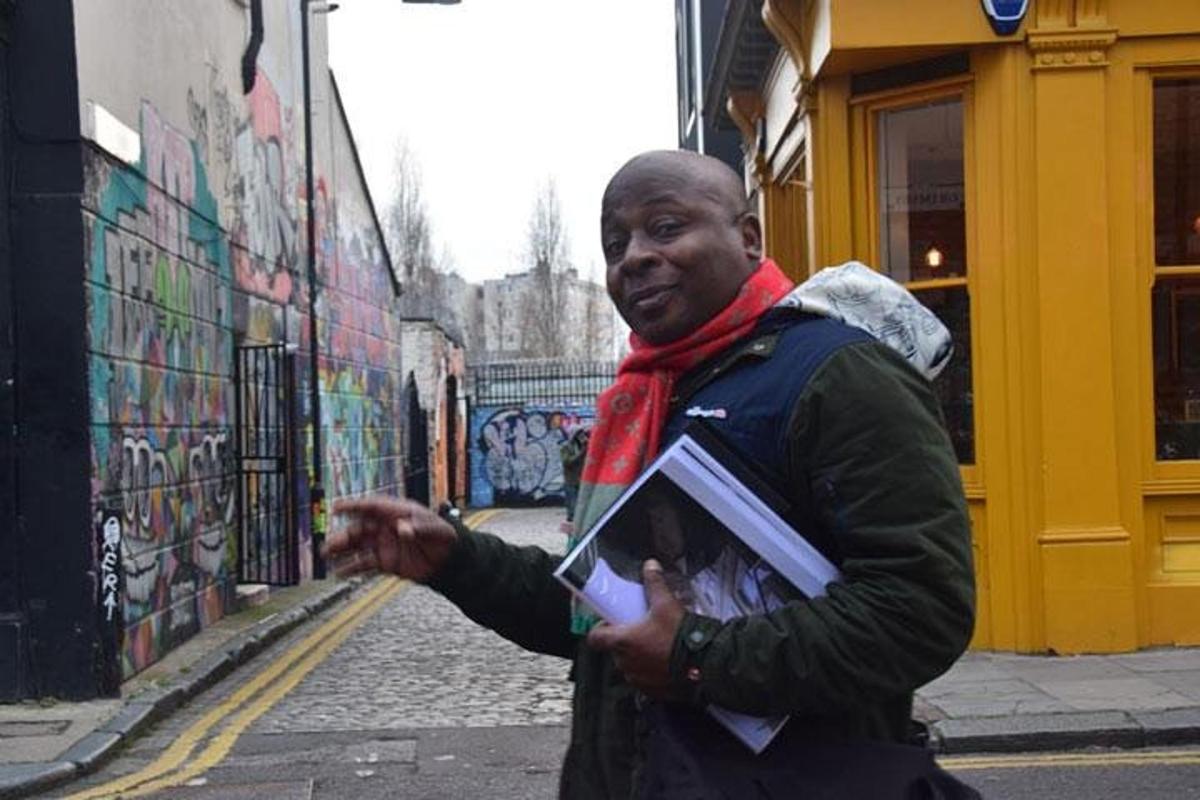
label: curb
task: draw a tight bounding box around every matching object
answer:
[930,708,1200,754]
[0,579,361,800]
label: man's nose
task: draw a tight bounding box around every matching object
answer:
[618,231,658,273]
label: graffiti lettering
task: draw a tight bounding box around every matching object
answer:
[99,515,122,622]
[231,73,297,303]
[141,101,196,256]
[476,408,580,504]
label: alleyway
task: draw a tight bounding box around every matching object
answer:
[51,508,574,800]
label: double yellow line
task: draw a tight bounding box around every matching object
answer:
[942,747,1200,771]
[69,508,501,799]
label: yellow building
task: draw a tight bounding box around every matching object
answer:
[682,0,1200,653]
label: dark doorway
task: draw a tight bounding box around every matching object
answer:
[404,372,430,505]
[234,344,299,585]
[445,374,458,505]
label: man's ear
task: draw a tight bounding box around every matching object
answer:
[739,212,763,264]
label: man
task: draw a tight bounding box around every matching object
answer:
[327,150,976,798]
[559,425,590,529]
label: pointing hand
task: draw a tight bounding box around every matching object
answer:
[323,497,457,583]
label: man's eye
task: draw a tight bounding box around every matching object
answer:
[651,219,682,238]
[603,238,626,259]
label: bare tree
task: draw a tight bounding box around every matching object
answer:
[384,140,434,290]
[520,179,572,357]
[384,139,469,341]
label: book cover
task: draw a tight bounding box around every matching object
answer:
[554,427,840,753]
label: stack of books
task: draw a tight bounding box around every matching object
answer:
[554,424,840,753]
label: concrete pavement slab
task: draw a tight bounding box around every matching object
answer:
[1107,649,1200,673]
[1038,677,1195,712]
[918,678,1075,717]
[1150,671,1200,701]
[0,700,121,764]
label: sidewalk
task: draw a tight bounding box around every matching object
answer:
[915,648,1200,753]
[2,584,1199,800]
[0,578,363,800]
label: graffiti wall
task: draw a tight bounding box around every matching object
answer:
[74,3,402,678]
[469,404,595,507]
[316,81,405,515]
[83,100,238,676]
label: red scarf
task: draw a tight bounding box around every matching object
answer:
[582,258,794,488]
[566,259,794,632]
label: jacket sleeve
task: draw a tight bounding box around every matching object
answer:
[668,340,975,717]
[424,520,580,660]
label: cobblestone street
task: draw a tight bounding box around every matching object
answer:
[51,507,576,800]
[254,508,574,734]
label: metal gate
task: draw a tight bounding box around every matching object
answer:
[234,343,299,585]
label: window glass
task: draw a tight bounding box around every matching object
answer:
[877,96,974,465]
[877,98,967,283]
[913,286,974,464]
[1153,79,1200,266]
[1152,275,1200,460]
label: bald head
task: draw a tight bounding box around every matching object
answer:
[599,149,763,345]
[602,150,750,223]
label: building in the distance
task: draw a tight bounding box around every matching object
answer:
[682,0,1200,654]
[479,268,616,363]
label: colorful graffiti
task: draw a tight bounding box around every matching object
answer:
[469,405,594,507]
[85,96,237,677]
[318,194,403,506]
[80,60,404,676]
[231,74,299,304]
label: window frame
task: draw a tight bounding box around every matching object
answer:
[851,77,981,486]
[1139,68,1200,481]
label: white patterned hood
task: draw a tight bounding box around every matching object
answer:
[775,261,954,380]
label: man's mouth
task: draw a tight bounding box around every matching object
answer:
[626,284,677,312]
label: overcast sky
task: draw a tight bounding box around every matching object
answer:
[329,1,679,285]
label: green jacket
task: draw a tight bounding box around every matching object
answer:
[428,324,975,799]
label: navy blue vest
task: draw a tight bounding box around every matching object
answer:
[659,312,873,563]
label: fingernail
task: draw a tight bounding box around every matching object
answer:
[645,559,662,572]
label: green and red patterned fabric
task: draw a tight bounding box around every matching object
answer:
[568,258,794,633]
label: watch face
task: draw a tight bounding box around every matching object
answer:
[980,0,1029,36]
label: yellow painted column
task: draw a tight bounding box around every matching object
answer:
[810,77,854,267]
[1027,25,1138,652]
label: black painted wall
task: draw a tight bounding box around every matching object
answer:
[0,0,19,701]
[3,0,107,700]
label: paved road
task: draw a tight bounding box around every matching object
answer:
[52,507,574,800]
[44,506,1200,799]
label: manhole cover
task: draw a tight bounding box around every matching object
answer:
[0,720,71,738]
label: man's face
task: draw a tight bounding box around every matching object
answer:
[601,164,761,345]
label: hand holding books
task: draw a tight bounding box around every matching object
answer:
[555,425,842,753]
[584,559,686,700]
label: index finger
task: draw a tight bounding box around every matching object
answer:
[332,496,416,519]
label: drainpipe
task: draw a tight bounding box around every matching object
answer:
[301,0,327,577]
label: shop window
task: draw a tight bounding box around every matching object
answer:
[1153,78,1200,461]
[875,96,974,463]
